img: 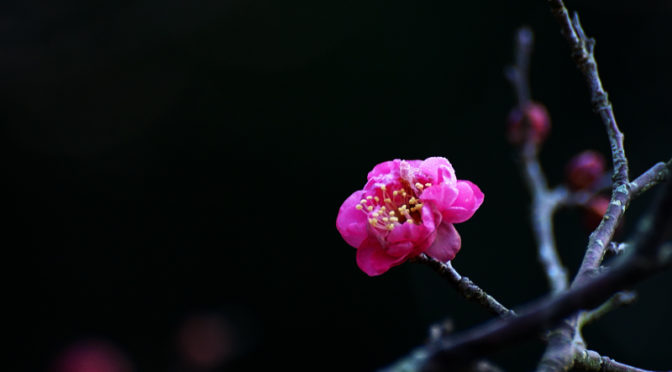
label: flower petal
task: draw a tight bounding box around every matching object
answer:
[419,157,456,185]
[425,222,461,262]
[336,190,369,248]
[367,159,400,180]
[440,180,484,223]
[356,237,407,276]
[386,205,439,257]
[419,183,459,211]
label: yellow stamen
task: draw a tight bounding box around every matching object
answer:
[411,203,424,212]
[356,204,363,210]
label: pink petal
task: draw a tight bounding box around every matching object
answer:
[356,237,408,276]
[336,190,369,248]
[385,240,415,258]
[440,180,484,223]
[419,157,456,185]
[419,183,459,211]
[367,159,400,180]
[386,205,439,257]
[425,222,461,262]
[386,222,433,256]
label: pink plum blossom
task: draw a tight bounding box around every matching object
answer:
[336,157,484,276]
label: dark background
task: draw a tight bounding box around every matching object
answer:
[3,1,671,371]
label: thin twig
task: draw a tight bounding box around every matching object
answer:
[506,27,569,293]
[546,3,629,186]
[578,291,636,328]
[523,155,569,294]
[630,160,672,199]
[574,349,659,372]
[546,2,630,287]
[380,257,514,372]
[414,254,515,318]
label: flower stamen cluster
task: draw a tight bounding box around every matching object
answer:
[355,183,431,231]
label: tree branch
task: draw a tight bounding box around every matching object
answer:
[506,27,568,293]
[414,254,514,318]
[546,3,628,186]
[574,349,659,372]
[420,179,672,371]
[630,160,672,199]
[577,291,636,328]
[536,2,672,370]
[546,1,630,287]
[387,11,672,371]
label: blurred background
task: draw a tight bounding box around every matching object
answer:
[3,0,671,371]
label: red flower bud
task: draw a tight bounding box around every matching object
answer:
[566,150,606,191]
[506,102,551,145]
[582,196,610,231]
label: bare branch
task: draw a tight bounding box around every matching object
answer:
[414,254,514,318]
[506,26,569,293]
[578,291,636,328]
[545,1,630,288]
[538,2,671,370]
[630,160,672,199]
[547,5,629,186]
[421,179,672,371]
[574,349,659,372]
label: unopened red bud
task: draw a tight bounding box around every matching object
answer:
[582,196,610,231]
[506,102,551,145]
[566,150,606,190]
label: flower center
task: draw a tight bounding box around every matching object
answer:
[355,181,432,231]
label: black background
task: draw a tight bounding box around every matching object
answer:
[4,1,671,371]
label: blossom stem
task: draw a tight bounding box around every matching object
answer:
[414,254,515,318]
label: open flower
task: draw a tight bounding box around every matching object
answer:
[336,157,484,276]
